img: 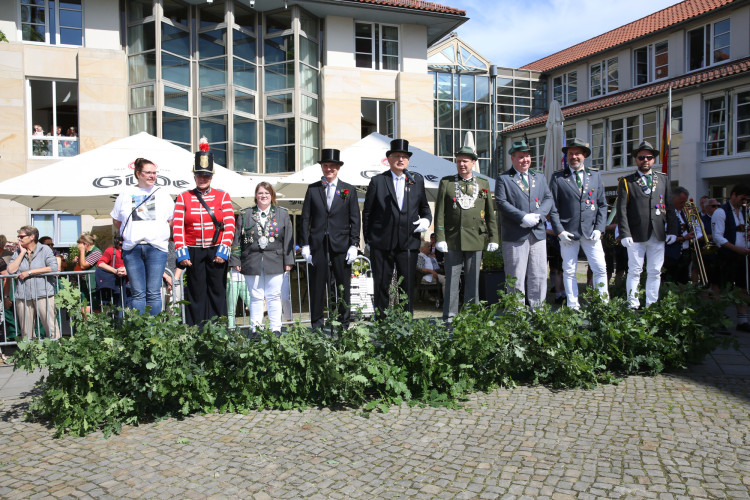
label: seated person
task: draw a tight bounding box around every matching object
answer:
[417,241,446,298]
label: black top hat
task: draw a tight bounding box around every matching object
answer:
[385,139,413,158]
[194,137,214,175]
[562,138,592,158]
[318,148,344,166]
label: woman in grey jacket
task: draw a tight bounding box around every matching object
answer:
[7,226,60,340]
[230,182,294,333]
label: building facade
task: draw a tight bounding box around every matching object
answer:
[0,0,466,241]
[502,0,750,200]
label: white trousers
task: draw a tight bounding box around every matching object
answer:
[502,236,547,309]
[560,237,609,309]
[245,270,283,332]
[626,233,665,308]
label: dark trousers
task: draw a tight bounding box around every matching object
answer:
[371,246,418,315]
[184,246,228,327]
[309,244,352,330]
[664,250,691,284]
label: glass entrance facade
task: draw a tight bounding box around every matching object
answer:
[126,0,320,173]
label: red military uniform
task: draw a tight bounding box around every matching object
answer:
[173,186,235,327]
[173,187,235,261]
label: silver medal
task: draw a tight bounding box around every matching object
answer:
[259,236,268,249]
[269,236,275,243]
[655,209,661,216]
[590,204,596,211]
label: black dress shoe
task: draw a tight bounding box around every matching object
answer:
[736,322,750,333]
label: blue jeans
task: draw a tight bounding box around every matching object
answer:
[122,244,168,316]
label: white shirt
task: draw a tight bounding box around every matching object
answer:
[391,171,405,209]
[111,185,175,252]
[712,205,746,249]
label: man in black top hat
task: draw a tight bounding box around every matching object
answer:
[363,138,432,315]
[300,149,361,331]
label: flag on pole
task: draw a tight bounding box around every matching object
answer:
[660,87,672,176]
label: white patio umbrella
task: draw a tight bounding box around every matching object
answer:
[462,131,480,173]
[542,100,565,184]
[273,133,494,203]
[0,132,278,216]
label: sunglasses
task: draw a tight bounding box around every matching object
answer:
[708,204,721,208]
[637,155,654,161]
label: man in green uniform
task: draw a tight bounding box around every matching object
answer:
[434,145,499,321]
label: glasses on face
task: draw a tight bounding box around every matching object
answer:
[708,204,721,208]
[140,170,158,176]
[637,155,654,161]
[17,234,29,239]
[256,192,271,197]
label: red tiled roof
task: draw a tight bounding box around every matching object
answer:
[345,0,465,16]
[503,56,750,133]
[521,0,737,72]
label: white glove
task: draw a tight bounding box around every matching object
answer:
[589,230,601,242]
[413,218,430,233]
[436,241,448,253]
[486,242,499,252]
[520,213,541,228]
[621,237,634,248]
[345,246,358,264]
[558,231,575,243]
[301,245,313,265]
[665,235,677,245]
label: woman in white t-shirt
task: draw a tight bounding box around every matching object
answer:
[110,158,175,316]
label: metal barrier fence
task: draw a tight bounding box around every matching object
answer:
[0,257,373,346]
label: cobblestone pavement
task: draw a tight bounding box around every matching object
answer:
[0,326,748,498]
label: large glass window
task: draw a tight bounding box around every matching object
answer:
[688,19,730,71]
[126,3,318,172]
[553,71,577,106]
[609,111,657,168]
[31,211,81,247]
[590,58,618,97]
[736,92,750,155]
[20,0,83,45]
[355,22,399,71]
[362,99,396,138]
[29,79,79,158]
[634,41,668,86]
[705,96,727,157]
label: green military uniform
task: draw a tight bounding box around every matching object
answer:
[434,146,499,320]
[435,176,498,250]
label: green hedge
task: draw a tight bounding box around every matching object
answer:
[12,279,736,437]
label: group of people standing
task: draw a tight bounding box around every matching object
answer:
[5,135,748,338]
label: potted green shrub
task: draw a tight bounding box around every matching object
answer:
[479,245,504,304]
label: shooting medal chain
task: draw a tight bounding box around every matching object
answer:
[453,175,479,209]
[249,206,277,249]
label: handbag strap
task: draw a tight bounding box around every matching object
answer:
[122,187,160,235]
[193,189,224,246]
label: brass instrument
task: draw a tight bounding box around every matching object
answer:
[684,200,715,286]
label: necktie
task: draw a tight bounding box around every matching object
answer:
[396,176,404,210]
[575,171,582,189]
[520,173,528,188]
[645,174,652,190]
[327,183,334,209]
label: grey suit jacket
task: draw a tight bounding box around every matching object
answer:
[549,167,607,238]
[495,167,555,242]
[229,205,295,275]
[617,170,679,243]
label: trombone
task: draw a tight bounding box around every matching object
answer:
[684,199,715,286]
